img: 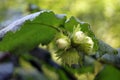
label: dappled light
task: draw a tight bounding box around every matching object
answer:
[0,0,120,80]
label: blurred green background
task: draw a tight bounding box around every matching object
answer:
[0,0,120,48]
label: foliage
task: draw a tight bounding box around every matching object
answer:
[0,10,119,80]
[1,0,120,47]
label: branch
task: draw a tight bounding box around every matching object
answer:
[100,48,120,69]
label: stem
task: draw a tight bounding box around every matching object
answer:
[99,49,120,69]
[90,48,120,69]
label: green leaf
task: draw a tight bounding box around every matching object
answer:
[94,65,120,80]
[0,11,66,53]
[80,22,98,52]
[64,16,80,33]
[64,16,98,52]
[32,11,66,27]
